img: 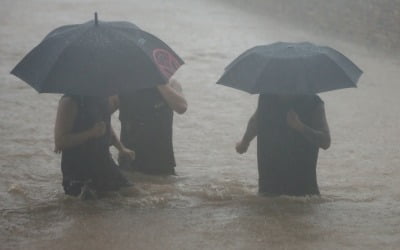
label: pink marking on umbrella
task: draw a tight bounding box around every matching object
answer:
[152,48,181,79]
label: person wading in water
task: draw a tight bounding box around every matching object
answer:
[117,78,187,175]
[54,95,135,197]
[236,94,331,196]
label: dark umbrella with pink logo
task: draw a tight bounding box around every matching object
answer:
[11,13,184,96]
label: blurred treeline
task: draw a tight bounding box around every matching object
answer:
[225,0,400,55]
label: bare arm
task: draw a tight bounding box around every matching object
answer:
[107,97,135,160]
[110,126,123,151]
[157,78,187,114]
[110,125,135,160]
[287,103,331,150]
[236,109,258,154]
[54,97,105,152]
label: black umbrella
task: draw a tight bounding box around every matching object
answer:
[11,13,184,96]
[217,42,362,95]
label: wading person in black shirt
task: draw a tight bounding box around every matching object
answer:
[236,94,331,196]
[54,95,135,197]
[117,78,187,175]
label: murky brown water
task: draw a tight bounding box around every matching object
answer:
[1,0,400,249]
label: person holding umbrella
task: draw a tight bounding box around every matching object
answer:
[11,13,184,196]
[235,94,330,196]
[113,23,187,176]
[117,78,187,176]
[217,42,362,196]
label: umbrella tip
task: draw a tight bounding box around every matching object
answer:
[94,12,98,26]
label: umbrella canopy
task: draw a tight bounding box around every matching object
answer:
[11,13,184,96]
[217,42,362,95]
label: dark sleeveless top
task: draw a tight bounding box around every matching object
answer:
[118,88,175,175]
[61,96,127,196]
[257,95,322,196]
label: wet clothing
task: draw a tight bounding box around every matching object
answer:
[119,88,176,175]
[257,95,322,196]
[61,96,129,196]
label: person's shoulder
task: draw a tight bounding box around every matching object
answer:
[310,95,326,117]
[108,95,119,113]
[313,95,324,105]
[306,95,324,114]
[58,95,79,111]
[59,95,73,104]
[60,94,79,102]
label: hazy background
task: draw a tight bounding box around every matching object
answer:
[1,0,399,249]
[224,0,400,54]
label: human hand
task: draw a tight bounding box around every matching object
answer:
[158,78,182,92]
[236,140,249,154]
[119,147,135,161]
[90,122,106,138]
[168,78,183,92]
[286,110,304,131]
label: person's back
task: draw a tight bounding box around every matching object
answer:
[61,96,112,190]
[257,95,322,195]
[118,79,187,175]
[119,88,175,175]
[236,94,330,196]
[56,95,132,196]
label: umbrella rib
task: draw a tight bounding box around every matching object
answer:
[251,57,271,94]
[320,53,358,89]
[111,27,183,79]
[39,25,95,93]
[140,30,184,64]
[321,46,363,74]
[107,28,167,83]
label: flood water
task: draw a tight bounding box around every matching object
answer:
[1,0,400,249]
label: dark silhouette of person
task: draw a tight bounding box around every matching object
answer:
[236,94,330,196]
[117,78,187,175]
[54,95,134,197]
